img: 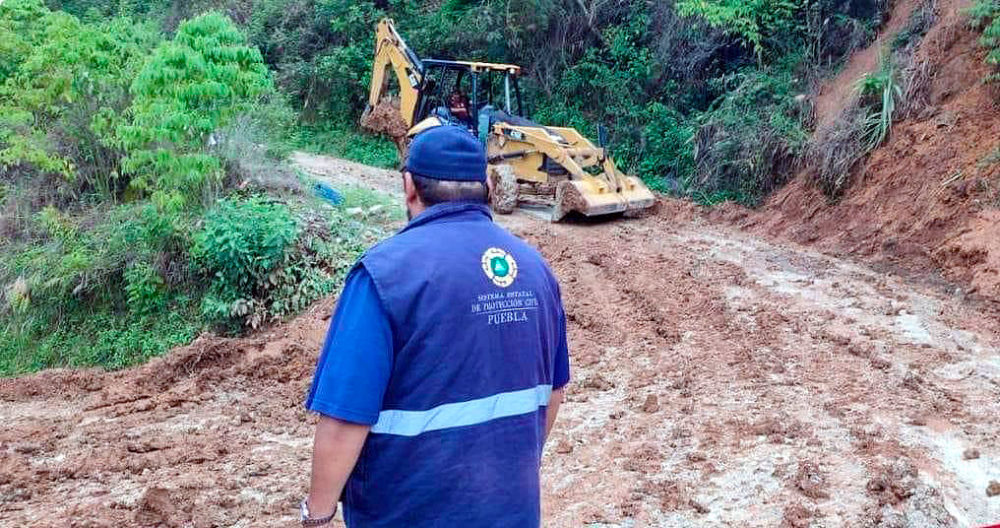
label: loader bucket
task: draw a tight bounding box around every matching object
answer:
[551,175,656,222]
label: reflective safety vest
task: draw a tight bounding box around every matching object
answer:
[345,201,566,527]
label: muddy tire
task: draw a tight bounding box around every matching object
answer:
[490,165,518,214]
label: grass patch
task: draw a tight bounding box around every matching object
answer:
[0,297,201,376]
[292,123,399,169]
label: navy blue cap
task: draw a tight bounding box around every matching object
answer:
[405,125,487,182]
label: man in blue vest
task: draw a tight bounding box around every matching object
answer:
[301,125,570,527]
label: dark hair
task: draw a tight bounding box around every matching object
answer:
[409,172,488,205]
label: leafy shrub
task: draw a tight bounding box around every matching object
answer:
[689,62,810,205]
[124,262,166,315]
[192,194,299,327]
[0,2,161,196]
[675,0,804,59]
[637,103,695,191]
[192,191,395,330]
[247,0,385,121]
[118,12,274,208]
[2,202,177,317]
[0,0,52,84]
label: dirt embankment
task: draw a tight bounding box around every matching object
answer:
[726,0,1000,305]
[2,195,999,527]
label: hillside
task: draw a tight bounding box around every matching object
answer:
[729,0,1000,305]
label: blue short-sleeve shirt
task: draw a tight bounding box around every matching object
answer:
[305,267,394,425]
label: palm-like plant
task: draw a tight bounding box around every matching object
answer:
[855,54,902,153]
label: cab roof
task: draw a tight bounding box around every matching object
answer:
[422,59,521,74]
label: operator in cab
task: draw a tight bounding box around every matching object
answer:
[447,87,472,125]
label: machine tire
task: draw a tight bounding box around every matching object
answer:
[490,165,518,215]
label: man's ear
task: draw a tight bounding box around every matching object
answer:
[403,171,422,208]
[403,170,414,197]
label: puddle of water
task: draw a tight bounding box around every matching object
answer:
[897,312,934,345]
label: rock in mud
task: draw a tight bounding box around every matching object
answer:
[555,439,574,454]
[988,481,1000,497]
[135,487,181,526]
[689,499,709,514]
[781,504,815,528]
[794,461,830,499]
[867,460,918,506]
[582,374,613,391]
[640,394,660,413]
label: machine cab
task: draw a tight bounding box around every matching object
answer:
[412,60,526,135]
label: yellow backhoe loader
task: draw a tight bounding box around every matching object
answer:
[360,18,656,221]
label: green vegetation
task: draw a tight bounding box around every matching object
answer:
[675,0,804,60]
[33,0,896,205]
[856,54,902,153]
[0,0,399,376]
[229,0,890,205]
[118,13,274,208]
[3,0,909,375]
[688,60,811,204]
[969,0,1000,84]
[292,124,398,169]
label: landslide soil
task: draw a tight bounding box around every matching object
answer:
[730,0,1000,306]
[3,158,999,527]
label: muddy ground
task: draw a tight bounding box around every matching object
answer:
[2,156,999,527]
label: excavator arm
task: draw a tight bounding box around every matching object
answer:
[363,18,424,128]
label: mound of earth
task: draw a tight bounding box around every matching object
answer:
[727,0,1000,304]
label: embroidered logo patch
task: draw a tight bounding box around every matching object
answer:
[481,247,518,288]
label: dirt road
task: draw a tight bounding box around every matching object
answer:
[2,155,999,527]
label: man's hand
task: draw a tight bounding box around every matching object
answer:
[306,416,371,521]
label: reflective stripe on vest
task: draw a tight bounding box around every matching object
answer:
[371,384,553,437]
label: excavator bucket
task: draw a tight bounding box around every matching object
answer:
[550,176,656,222]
